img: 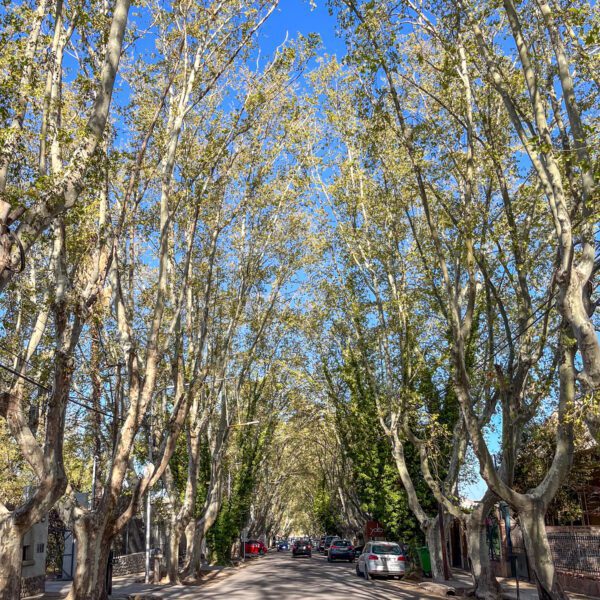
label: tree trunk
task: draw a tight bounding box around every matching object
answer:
[186,495,223,578]
[66,515,112,600]
[166,515,186,583]
[182,519,197,577]
[465,497,502,600]
[519,503,568,600]
[0,517,24,600]
[186,522,205,579]
[425,516,447,580]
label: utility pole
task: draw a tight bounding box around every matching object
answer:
[145,400,153,584]
[91,454,97,510]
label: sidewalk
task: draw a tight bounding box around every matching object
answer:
[38,561,253,600]
[428,569,598,600]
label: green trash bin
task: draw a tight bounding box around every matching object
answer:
[417,546,432,577]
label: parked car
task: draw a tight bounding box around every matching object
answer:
[355,541,407,580]
[292,539,312,557]
[327,539,354,562]
[323,535,339,556]
[245,539,267,556]
[277,540,289,551]
[353,545,364,558]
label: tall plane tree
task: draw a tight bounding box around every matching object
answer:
[0,0,130,289]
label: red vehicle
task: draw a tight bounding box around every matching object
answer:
[244,539,267,556]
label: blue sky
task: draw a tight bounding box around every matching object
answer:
[258,0,345,56]
[260,0,497,502]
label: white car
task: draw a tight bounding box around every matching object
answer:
[356,541,407,580]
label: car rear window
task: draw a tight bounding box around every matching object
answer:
[333,540,351,547]
[372,544,402,555]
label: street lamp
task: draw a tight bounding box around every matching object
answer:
[143,461,154,584]
[228,420,260,428]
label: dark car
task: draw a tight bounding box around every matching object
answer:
[277,540,289,551]
[292,539,312,557]
[327,539,354,562]
[323,535,339,556]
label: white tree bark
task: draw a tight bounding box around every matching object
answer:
[0,0,131,288]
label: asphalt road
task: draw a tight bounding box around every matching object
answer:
[197,550,432,599]
[45,550,439,599]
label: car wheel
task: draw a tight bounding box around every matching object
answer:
[349,558,354,563]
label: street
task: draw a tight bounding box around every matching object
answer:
[196,551,438,599]
[44,551,443,599]
[42,550,575,600]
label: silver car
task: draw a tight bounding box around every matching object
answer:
[356,541,407,580]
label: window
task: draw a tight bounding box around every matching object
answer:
[36,543,45,554]
[22,545,33,562]
[372,544,402,555]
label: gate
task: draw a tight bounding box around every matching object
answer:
[47,524,74,580]
[60,529,75,580]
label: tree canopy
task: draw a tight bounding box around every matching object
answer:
[0,1,597,599]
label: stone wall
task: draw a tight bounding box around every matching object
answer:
[112,551,146,576]
[557,572,600,597]
[21,574,44,598]
[547,527,600,581]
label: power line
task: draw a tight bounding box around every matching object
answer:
[0,361,124,422]
[68,387,125,422]
[462,223,600,374]
[472,289,558,374]
[0,343,39,372]
[68,394,122,422]
[0,360,52,393]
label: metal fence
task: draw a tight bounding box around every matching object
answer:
[547,532,600,578]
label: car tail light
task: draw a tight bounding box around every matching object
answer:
[398,555,406,561]
[368,554,379,561]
